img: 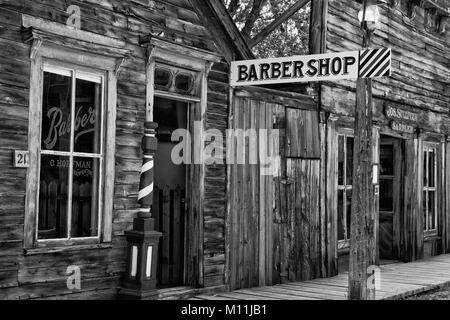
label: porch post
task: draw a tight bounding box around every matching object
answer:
[349,0,377,300]
[120,122,162,300]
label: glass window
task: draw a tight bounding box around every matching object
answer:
[174,73,193,94]
[154,64,197,97]
[154,68,172,90]
[337,134,354,244]
[38,64,104,241]
[423,146,438,234]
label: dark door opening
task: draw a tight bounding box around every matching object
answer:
[154,97,188,288]
[379,136,403,261]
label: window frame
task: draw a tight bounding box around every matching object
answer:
[22,16,128,250]
[37,62,106,244]
[337,132,354,250]
[423,143,439,237]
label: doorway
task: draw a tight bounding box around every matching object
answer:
[379,136,403,261]
[153,97,188,288]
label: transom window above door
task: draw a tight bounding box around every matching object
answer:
[154,64,198,97]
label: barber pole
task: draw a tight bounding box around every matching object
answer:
[138,122,158,218]
[121,121,162,299]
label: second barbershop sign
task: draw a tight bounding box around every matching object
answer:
[230,48,392,86]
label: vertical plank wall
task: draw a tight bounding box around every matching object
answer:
[228,95,274,290]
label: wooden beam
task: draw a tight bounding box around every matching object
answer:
[249,0,310,48]
[309,0,328,54]
[205,0,255,60]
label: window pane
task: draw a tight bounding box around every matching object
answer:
[38,155,69,239]
[423,151,428,187]
[338,136,344,186]
[423,190,427,230]
[346,137,354,186]
[155,68,172,89]
[338,190,344,241]
[71,157,100,238]
[174,73,193,93]
[428,149,435,188]
[429,191,436,230]
[74,78,102,154]
[41,72,72,152]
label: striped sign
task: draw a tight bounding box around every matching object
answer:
[359,48,392,78]
[230,48,392,86]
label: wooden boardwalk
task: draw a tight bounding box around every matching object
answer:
[193,254,450,300]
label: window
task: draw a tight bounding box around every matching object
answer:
[38,64,104,241]
[22,14,128,249]
[423,145,438,236]
[154,65,197,96]
[337,135,354,248]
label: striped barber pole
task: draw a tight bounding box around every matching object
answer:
[359,48,392,79]
[138,121,158,218]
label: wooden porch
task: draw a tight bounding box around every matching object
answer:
[192,254,450,300]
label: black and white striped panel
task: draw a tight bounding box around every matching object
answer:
[359,48,392,78]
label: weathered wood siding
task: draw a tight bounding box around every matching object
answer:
[227,94,275,290]
[203,61,229,288]
[0,0,229,299]
[285,159,321,281]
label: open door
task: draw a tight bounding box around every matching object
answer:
[379,137,403,260]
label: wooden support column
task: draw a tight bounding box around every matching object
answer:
[416,133,424,260]
[349,11,375,298]
[349,74,374,300]
[319,112,327,277]
[445,137,450,253]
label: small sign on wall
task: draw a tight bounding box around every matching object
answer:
[14,150,30,168]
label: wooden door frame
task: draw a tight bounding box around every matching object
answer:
[143,37,222,288]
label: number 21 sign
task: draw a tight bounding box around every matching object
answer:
[14,150,30,168]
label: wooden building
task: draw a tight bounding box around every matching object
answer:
[0,0,448,300]
[322,0,450,273]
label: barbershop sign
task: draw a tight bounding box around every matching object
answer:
[230,48,392,86]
